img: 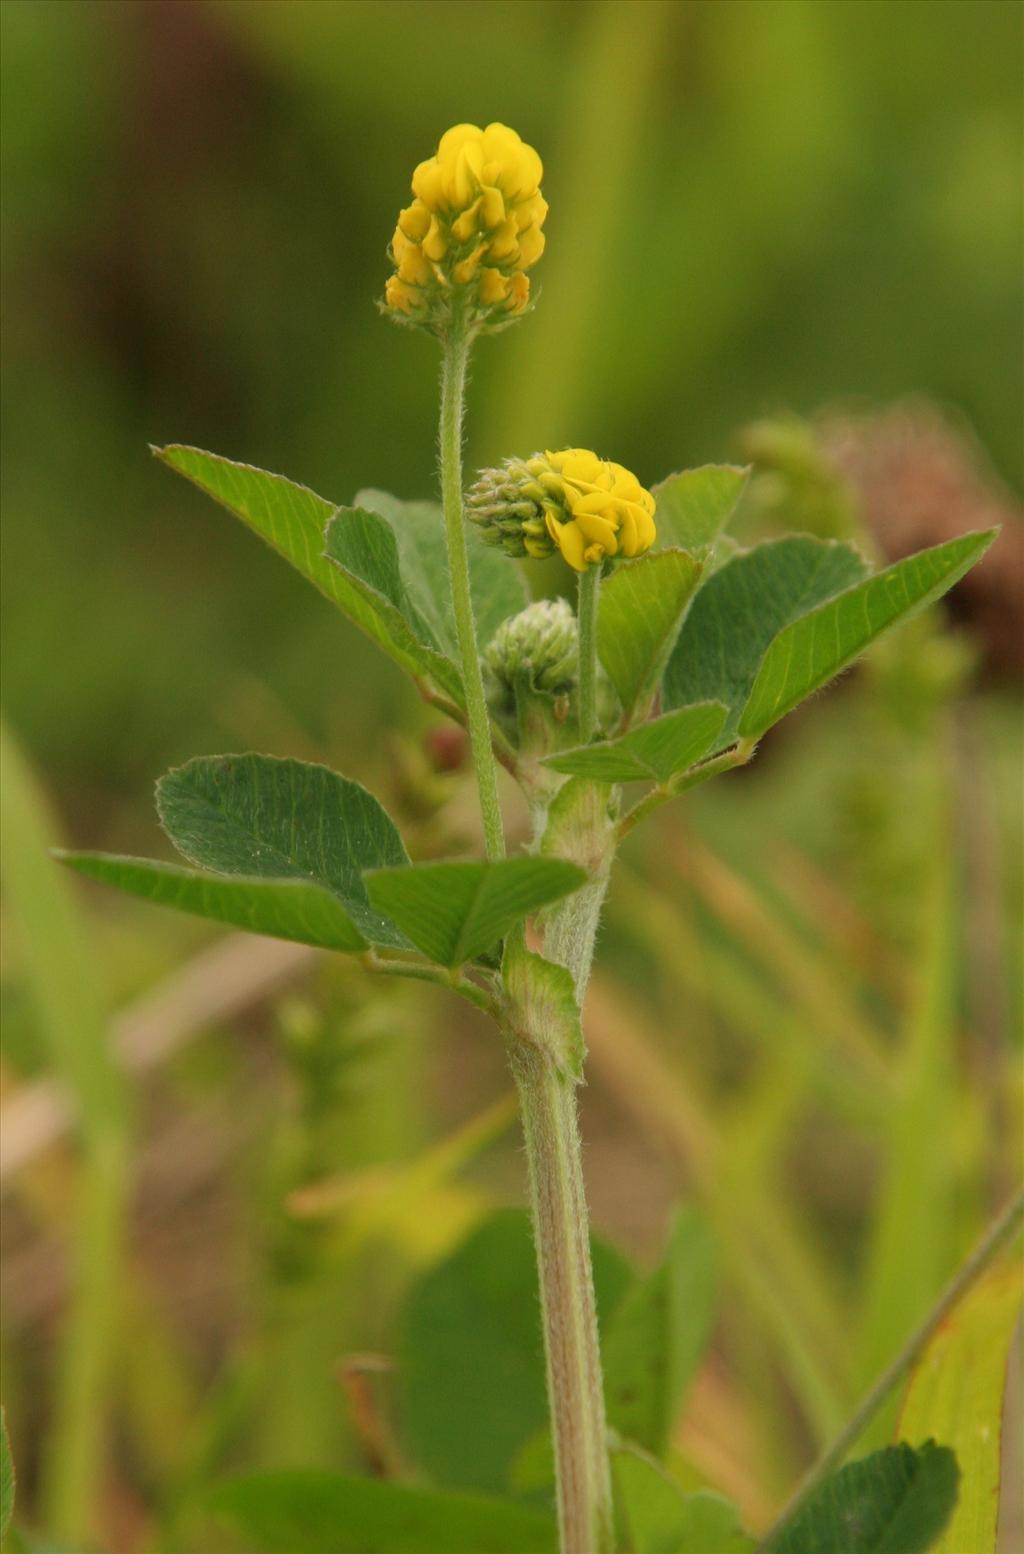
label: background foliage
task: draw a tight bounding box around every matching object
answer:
[1,2,1021,1550]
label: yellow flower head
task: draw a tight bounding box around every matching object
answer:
[384,123,546,332]
[468,449,656,571]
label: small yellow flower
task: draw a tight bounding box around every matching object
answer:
[467,449,657,571]
[384,122,546,332]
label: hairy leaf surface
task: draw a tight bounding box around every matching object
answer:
[651,464,750,553]
[58,855,370,952]
[357,487,527,652]
[739,530,998,737]
[156,447,462,700]
[597,549,703,718]
[158,754,409,948]
[769,1441,959,1554]
[663,535,868,738]
[364,857,584,967]
[543,702,727,784]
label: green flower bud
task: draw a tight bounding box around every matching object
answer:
[483,598,578,714]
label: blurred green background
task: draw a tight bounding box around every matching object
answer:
[1,2,1021,1550]
[3,0,1021,819]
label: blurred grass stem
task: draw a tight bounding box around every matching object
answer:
[0,723,131,1541]
[439,315,505,861]
[762,1182,1024,1549]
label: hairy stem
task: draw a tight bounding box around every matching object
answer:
[576,565,601,744]
[762,1182,1024,1548]
[510,1042,615,1554]
[439,320,505,861]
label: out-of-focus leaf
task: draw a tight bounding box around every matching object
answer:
[157,753,409,949]
[397,1209,630,1497]
[155,447,462,700]
[356,487,528,651]
[613,1452,752,1554]
[597,549,703,718]
[543,702,727,784]
[57,854,368,952]
[364,857,585,968]
[898,1265,1021,1554]
[769,1441,959,1554]
[603,1208,716,1457]
[207,1469,556,1553]
[651,465,750,554]
[663,536,868,738]
[739,530,998,738]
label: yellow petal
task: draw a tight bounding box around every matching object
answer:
[384,276,415,313]
[478,267,510,304]
[506,273,530,311]
[451,198,483,243]
[398,201,431,241]
[398,245,430,286]
[548,515,587,571]
[480,185,506,229]
[411,158,444,209]
[488,217,520,262]
[517,224,545,269]
[437,123,483,161]
[422,216,447,262]
[574,509,619,553]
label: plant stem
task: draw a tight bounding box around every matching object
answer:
[510,1042,616,1554]
[576,565,600,744]
[761,1182,1024,1549]
[439,319,505,861]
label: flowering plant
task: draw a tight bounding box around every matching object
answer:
[50,120,1014,1554]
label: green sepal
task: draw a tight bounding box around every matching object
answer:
[502,936,585,1081]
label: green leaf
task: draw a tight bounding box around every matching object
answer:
[502,941,584,1080]
[157,753,409,949]
[898,1266,1021,1554]
[543,702,727,784]
[1,1408,14,1537]
[770,1441,960,1554]
[57,854,370,952]
[356,488,528,652]
[397,1209,630,1497]
[155,446,462,701]
[207,1469,557,1553]
[651,464,750,553]
[364,857,585,968]
[597,549,703,719]
[739,530,998,739]
[613,1453,752,1554]
[663,535,869,739]
[604,1208,716,1457]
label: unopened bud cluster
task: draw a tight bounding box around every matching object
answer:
[483,598,578,705]
[468,449,657,572]
[384,122,546,332]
